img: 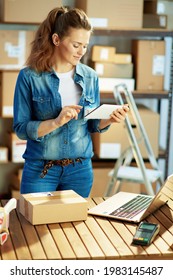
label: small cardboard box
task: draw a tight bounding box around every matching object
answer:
[91,45,116,62]
[19,190,88,225]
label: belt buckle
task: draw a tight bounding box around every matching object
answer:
[61,159,71,166]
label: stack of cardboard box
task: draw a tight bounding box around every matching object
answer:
[90,45,135,92]
[90,45,133,79]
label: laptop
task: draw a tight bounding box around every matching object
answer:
[88,174,173,223]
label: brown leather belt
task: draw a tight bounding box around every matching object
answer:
[40,158,82,178]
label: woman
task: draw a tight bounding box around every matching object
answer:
[13,7,129,197]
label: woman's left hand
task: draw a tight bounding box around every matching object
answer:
[109,104,129,123]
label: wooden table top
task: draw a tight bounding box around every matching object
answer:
[1,197,173,260]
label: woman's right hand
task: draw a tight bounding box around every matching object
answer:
[55,105,83,127]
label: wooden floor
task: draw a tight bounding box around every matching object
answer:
[1,194,173,260]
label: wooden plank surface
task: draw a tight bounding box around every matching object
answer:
[60,222,91,259]
[1,198,173,260]
[84,215,119,259]
[17,210,47,260]
[48,223,77,260]
[73,220,105,259]
[35,224,61,259]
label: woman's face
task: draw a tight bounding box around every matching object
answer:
[53,28,91,68]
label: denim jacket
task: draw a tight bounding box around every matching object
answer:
[13,63,109,160]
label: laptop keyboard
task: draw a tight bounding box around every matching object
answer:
[110,195,153,219]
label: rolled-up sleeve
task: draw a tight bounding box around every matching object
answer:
[13,69,42,141]
[88,119,110,133]
[26,121,44,141]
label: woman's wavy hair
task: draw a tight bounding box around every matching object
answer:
[26,7,92,72]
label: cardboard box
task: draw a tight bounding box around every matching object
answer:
[0,0,62,23]
[99,78,135,92]
[143,14,167,29]
[19,190,88,225]
[0,30,35,70]
[91,62,133,78]
[0,147,8,162]
[91,45,116,62]
[75,0,143,28]
[0,71,19,117]
[113,54,132,64]
[132,40,165,90]
[92,105,159,159]
[8,133,26,163]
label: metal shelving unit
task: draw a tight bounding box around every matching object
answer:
[91,28,173,179]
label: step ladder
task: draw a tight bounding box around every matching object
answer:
[105,84,163,196]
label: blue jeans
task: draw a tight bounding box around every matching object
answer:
[20,158,93,197]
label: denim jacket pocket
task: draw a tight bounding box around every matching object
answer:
[32,96,53,120]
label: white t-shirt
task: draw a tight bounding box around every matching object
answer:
[56,68,81,107]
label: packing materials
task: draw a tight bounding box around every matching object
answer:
[0,198,17,245]
[19,190,88,225]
